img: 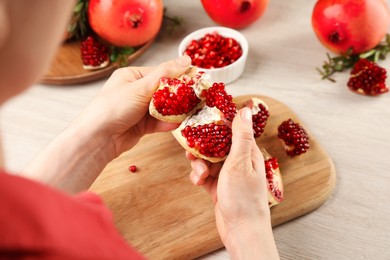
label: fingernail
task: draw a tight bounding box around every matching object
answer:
[240,107,252,124]
[176,55,191,67]
[196,164,205,178]
[191,173,200,185]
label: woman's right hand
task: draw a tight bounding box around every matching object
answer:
[187,107,279,259]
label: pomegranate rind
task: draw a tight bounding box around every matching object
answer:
[260,148,284,207]
[149,67,211,123]
[244,97,269,111]
[172,106,230,163]
[82,60,110,70]
[244,97,270,138]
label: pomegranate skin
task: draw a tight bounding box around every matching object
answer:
[312,0,390,54]
[88,0,163,47]
[200,0,269,29]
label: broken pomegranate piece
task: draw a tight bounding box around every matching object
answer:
[149,67,211,123]
[347,59,389,96]
[201,82,237,121]
[277,119,310,157]
[80,36,110,70]
[172,106,232,163]
[261,148,284,207]
[171,81,237,162]
[244,97,270,138]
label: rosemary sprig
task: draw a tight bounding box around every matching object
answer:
[67,0,90,40]
[162,7,184,35]
[317,34,390,82]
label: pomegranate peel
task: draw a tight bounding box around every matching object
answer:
[172,106,232,163]
[244,97,270,138]
[260,147,284,207]
[149,67,211,123]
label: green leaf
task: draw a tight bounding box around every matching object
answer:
[74,1,84,13]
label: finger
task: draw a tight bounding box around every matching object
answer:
[122,66,154,81]
[143,116,180,134]
[251,141,266,175]
[208,162,222,178]
[190,159,209,180]
[189,171,207,186]
[186,151,197,160]
[102,66,154,90]
[227,107,255,162]
[137,55,192,96]
[190,171,218,202]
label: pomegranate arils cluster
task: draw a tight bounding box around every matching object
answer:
[278,119,310,156]
[252,103,270,138]
[201,82,237,121]
[265,157,283,203]
[261,148,284,207]
[347,59,389,96]
[184,32,243,69]
[153,79,200,116]
[181,123,232,158]
[80,36,109,69]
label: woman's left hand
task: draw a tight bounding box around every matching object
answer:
[76,55,192,159]
[23,56,191,193]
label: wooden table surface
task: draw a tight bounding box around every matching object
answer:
[1,0,390,259]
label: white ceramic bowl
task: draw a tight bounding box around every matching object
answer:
[178,26,248,84]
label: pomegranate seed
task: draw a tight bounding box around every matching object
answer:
[277,119,310,156]
[129,165,137,173]
[184,32,243,69]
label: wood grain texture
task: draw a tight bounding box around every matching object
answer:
[40,40,153,85]
[90,95,336,259]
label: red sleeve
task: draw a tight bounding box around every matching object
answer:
[0,170,145,260]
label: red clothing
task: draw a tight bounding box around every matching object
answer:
[0,170,144,259]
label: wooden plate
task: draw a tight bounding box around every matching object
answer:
[90,95,336,259]
[40,40,154,85]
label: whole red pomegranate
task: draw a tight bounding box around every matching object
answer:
[200,0,269,29]
[312,0,390,54]
[88,0,163,47]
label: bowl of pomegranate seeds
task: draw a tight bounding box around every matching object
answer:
[178,26,248,84]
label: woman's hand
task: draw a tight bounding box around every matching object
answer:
[187,108,280,259]
[23,56,191,193]
[76,55,192,159]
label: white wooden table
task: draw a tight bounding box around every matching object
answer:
[2,0,390,259]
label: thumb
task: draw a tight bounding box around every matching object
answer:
[227,107,255,160]
[137,55,192,97]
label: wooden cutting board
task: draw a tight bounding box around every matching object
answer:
[90,95,336,259]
